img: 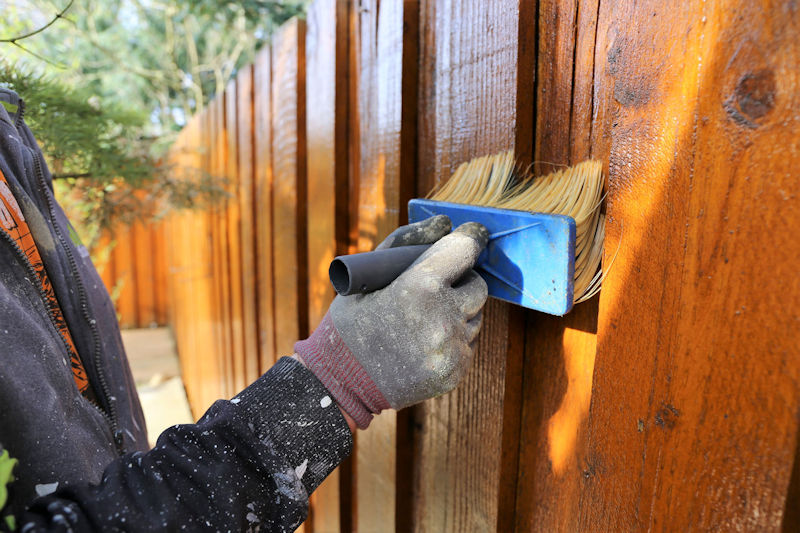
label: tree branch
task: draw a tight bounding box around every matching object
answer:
[0,0,75,43]
[8,41,67,69]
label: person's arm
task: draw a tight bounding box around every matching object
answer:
[291,354,357,433]
[13,357,349,532]
[293,219,489,431]
[5,215,486,532]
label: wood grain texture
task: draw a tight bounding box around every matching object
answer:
[154,2,800,529]
[305,0,339,335]
[272,19,308,359]
[190,113,221,413]
[105,222,169,329]
[253,47,277,374]
[151,221,169,326]
[514,0,602,530]
[209,95,233,399]
[235,65,261,386]
[305,0,348,530]
[349,0,418,530]
[224,79,247,393]
[578,0,800,530]
[113,223,137,329]
[412,1,533,531]
[131,219,156,326]
[164,115,223,415]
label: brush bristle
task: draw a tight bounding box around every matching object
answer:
[428,150,605,303]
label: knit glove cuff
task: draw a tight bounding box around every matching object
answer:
[294,312,390,429]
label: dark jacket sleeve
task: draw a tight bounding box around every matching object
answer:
[14,357,352,532]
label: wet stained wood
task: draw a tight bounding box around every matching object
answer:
[412,1,533,531]
[113,223,137,329]
[151,221,169,326]
[189,114,221,413]
[165,115,223,415]
[349,0,418,530]
[305,0,348,530]
[209,95,234,400]
[577,0,800,530]
[272,19,308,359]
[235,65,260,386]
[513,0,602,530]
[93,231,115,297]
[132,219,156,327]
[105,223,169,328]
[306,0,339,333]
[148,1,800,529]
[182,119,204,413]
[166,119,195,411]
[253,47,277,374]
[224,79,247,393]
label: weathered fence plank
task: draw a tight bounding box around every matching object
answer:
[412,1,534,531]
[235,65,261,386]
[271,18,308,361]
[131,220,156,326]
[513,0,602,530]
[253,47,277,374]
[224,79,248,393]
[113,223,137,329]
[151,221,169,326]
[349,0,419,530]
[577,1,800,530]
[107,1,800,530]
[305,0,350,529]
[209,95,234,400]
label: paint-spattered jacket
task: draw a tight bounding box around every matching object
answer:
[0,89,351,532]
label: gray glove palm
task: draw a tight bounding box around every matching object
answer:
[329,220,489,409]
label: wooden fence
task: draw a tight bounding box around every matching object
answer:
[104,0,800,530]
[95,221,170,329]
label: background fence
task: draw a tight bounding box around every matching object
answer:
[100,0,800,530]
[95,221,170,329]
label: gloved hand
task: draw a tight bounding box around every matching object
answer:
[295,215,489,429]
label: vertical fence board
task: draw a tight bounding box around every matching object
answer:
[132,219,156,327]
[305,0,338,333]
[253,47,277,374]
[271,19,308,360]
[209,96,233,400]
[513,0,601,530]
[412,1,532,531]
[236,65,261,386]
[113,224,137,329]
[575,1,800,530]
[350,0,418,530]
[152,221,169,326]
[93,232,115,297]
[168,121,194,410]
[225,80,248,393]
[194,112,222,414]
[124,3,800,530]
[305,0,347,530]
[104,225,170,329]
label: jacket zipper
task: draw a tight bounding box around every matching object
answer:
[0,229,119,440]
[14,97,124,452]
[14,98,24,128]
[30,153,124,453]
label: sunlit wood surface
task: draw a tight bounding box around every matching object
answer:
[101,0,800,530]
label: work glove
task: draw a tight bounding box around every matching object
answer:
[294,215,489,429]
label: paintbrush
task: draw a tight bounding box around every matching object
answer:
[329,150,605,316]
